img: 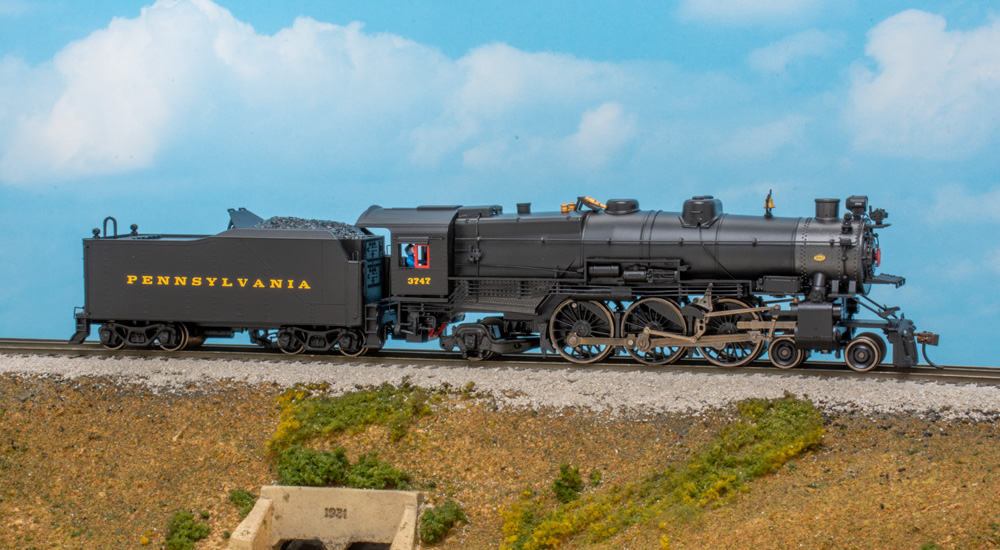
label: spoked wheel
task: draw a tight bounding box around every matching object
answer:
[548,300,616,364]
[277,328,305,356]
[845,335,882,372]
[697,298,764,367]
[768,336,805,369]
[99,324,126,350]
[157,323,190,352]
[620,298,687,365]
[338,330,369,357]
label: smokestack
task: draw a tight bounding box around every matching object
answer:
[815,198,840,221]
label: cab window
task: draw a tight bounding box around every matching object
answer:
[399,243,430,268]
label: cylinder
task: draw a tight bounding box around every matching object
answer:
[588,265,621,277]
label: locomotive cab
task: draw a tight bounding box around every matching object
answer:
[356,204,503,345]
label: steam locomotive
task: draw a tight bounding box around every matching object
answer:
[70,194,939,371]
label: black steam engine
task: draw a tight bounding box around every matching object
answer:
[71,194,939,371]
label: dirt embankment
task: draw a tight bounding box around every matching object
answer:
[1,375,999,550]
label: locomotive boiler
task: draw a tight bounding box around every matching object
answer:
[72,194,938,372]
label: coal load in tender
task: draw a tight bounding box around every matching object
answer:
[256,216,367,239]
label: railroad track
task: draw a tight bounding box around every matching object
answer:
[1,338,997,386]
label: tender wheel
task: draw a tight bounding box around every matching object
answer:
[338,330,368,357]
[697,298,764,367]
[277,329,305,356]
[99,324,126,350]
[157,323,189,352]
[620,298,687,365]
[768,337,805,369]
[185,330,207,349]
[845,335,882,372]
[548,300,616,364]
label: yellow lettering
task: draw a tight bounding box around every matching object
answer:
[123,274,315,288]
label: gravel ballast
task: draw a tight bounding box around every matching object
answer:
[3,354,999,421]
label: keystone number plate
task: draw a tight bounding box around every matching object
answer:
[324,507,348,519]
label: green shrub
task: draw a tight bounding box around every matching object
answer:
[501,493,545,550]
[420,500,468,544]
[589,469,603,487]
[228,489,257,518]
[345,452,412,490]
[164,510,210,550]
[277,445,411,490]
[552,463,584,503]
[270,381,434,451]
[500,395,825,550]
[277,445,350,487]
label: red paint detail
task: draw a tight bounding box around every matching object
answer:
[875,247,881,267]
[430,323,447,338]
[415,244,430,269]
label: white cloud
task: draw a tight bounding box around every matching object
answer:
[458,103,637,174]
[0,0,650,185]
[748,29,844,73]
[846,10,1000,158]
[678,0,824,24]
[720,114,810,159]
[455,44,633,119]
[0,0,463,182]
[409,43,637,168]
[923,182,1000,225]
[0,0,240,181]
[559,102,637,170]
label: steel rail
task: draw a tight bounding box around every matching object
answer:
[1,338,997,386]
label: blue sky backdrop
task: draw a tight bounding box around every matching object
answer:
[1,0,998,366]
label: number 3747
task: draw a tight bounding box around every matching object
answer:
[407,277,431,285]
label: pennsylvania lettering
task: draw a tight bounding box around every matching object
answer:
[126,275,311,290]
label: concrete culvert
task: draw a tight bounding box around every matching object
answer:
[229,486,422,550]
